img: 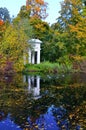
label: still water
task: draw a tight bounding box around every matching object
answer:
[0,72,86,130]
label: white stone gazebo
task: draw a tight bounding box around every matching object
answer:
[28,39,42,64]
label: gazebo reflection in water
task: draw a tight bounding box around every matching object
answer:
[23,75,41,99]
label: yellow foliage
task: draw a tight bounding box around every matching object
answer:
[0,25,28,72]
[14,59,25,72]
[71,55,84,62]
[35,23,46,32]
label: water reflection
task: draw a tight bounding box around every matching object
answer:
[24,75,41,99]
[0,113,21,130]
[26,105,69,130]
[0,73,86,130]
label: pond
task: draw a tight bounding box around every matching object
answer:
[0,72,86,130]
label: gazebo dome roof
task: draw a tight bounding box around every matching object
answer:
[29,39,42,44]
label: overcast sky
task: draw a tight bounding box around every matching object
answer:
[0,0,61,24]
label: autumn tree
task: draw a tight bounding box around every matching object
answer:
[56,0,86,56]
[0,24,29,72]
[26,0,48,19]
[44,0,86,63]
[0,7,11,45]
[29,17,52,40]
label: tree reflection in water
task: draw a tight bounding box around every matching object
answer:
[0,72,86,130]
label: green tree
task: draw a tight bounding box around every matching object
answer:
[42,29,67,62]
[13,18,33,38]
[17,5,30,19]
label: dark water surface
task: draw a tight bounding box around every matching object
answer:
[0,72,86,130]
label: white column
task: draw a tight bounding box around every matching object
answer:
[28,76,31,92]
[28,50,31,63]
[32,52,35,64]
[37,50,40,64]
[36,76,40,94]
[34,76,40,96]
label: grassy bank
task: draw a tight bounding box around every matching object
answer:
[23,61,73,74]
[23,56,86,74]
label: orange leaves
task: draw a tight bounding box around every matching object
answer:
[0,19,4,26]
[35,6,41,12]
[35,0,44,5]
[26,0,48,19]
[26,5,31,10]
[0,19,6,41]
